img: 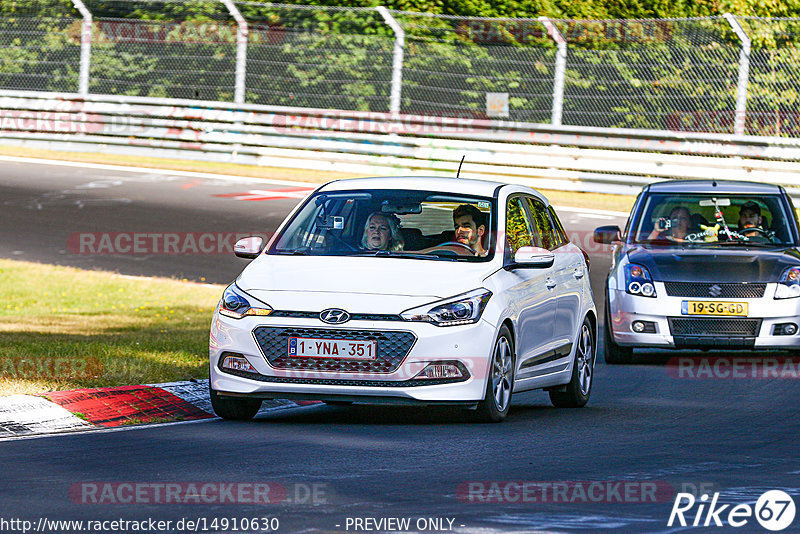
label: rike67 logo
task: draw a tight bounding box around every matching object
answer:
[668,490,796,531]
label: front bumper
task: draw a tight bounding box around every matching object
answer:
[608,283,800,350]
[209,310,495,403]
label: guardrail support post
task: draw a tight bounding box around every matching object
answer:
[376,6,405,115]
[221,0,248,104]
[539,17,567,127]
[71,0,92,96]
[724,13,751,136]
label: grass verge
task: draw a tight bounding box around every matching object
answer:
[0,259,222,396]
[0,145,636,214]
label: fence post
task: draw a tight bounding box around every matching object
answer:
[71,0,92,96]
[539,17,567,126]
[724,13,750,136]
[221,0,248,104]
[376,6,404,115]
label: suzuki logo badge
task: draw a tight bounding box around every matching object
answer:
[319,308,350,324]
[709,284,722,297]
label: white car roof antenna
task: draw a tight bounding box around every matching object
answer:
[456,155,466,178]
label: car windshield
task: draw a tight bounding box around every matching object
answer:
[270,189,495,261]
[631,193,797,247]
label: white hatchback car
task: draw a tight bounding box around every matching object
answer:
[209,177,596,422]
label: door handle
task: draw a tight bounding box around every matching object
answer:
[546,277,557,289]
[573,268,584,279]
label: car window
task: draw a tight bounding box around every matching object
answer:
[631,193,797,247]
[547,206,569,248]
[525,197,557,250]
[506,196,534,256]
[270,189,495,261]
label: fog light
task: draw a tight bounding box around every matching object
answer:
[775,323,798,336]
[414,363,465,380]
[631,320,656,333]
[221,354,257,372]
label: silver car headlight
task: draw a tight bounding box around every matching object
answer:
[401,289,492,327]
[625,264,656,298]
[218,283,273,319]
[775,267,800,299]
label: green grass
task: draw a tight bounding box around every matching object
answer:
[0,259,223,396]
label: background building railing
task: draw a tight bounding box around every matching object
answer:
[2,1,800,138]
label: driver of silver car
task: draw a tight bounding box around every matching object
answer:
[453,204,488,256]
[738,201,766,238]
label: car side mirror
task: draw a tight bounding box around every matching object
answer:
[593,225,622,244]
[507,246,555,269]
[234,237,264,259]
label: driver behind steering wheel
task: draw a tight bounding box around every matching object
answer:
[453,204,488,256]
[737,201,770,240]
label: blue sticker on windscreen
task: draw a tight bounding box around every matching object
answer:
[477,201,490,209]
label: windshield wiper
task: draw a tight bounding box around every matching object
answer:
[709,240,779,248]
[352,250,456,261]
[276,247,311,255]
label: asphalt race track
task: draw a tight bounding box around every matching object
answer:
[1,159,799,533]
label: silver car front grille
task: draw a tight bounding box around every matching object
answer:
[663,282,766,299]
[668,318,762,337]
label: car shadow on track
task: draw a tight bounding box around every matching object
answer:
[241,396,607,426]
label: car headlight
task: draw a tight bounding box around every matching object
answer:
[625,264,656,297]
[218,284,272,319]
[775,267,800,299]
[401,289,492,327]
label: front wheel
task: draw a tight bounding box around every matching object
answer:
[472,325,515,423]
[550,317,595,408]
[209,387,262,421]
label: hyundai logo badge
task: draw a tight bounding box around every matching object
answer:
[320,308,350,324]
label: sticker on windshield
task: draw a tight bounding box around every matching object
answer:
[684,224,720,243]
[477,201,490,210]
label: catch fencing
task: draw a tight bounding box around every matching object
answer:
[1,1,800,195]
[3,1,800,137]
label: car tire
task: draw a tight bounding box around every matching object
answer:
[603,298,634,364]
[550,316,595,408]
[472,325,515,423]
[209,387,262,421]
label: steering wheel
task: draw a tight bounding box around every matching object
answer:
[325,230,359,251]
[423,241,477,255]
[739,226,773,243]
[740,226,770,237]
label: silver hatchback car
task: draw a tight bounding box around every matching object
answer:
[594,179,800,363]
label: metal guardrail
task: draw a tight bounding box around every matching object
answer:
[1,90,800,196]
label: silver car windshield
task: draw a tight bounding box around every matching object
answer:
[632,193,797,247]
[270,189,495,261]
